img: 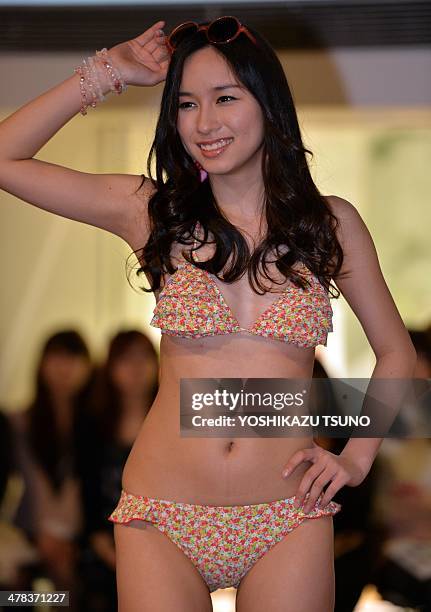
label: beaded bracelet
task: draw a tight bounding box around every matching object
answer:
[81,59,98,110]
[87,55,106,104]
[74,48,127,116]
[96,48,127,95]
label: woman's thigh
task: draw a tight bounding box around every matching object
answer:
[235,515,335,612]
[114,521,213,612]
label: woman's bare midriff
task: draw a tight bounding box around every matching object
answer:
[122,332,317,506]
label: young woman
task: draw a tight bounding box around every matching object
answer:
[0,16,416,611]
[13,331,93,605]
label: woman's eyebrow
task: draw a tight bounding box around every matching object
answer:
[179,84,242,96]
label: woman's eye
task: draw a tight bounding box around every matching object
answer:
[218,96,236,103]
[179,96,237,110]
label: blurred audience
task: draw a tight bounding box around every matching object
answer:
[11,330,94,609]
[76,330,159,612]
[313,358,383,612]
[372,326,431,609]
[0,408,39,591]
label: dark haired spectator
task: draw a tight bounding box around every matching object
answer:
[12,330,94,610]
[76,330,158,611]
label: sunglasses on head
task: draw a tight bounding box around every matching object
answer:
[166,15,257,55]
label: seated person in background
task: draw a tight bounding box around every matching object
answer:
[372,326,431,609]
[13,330,94,610]
[76,330,158,612]
[0,408,38,590]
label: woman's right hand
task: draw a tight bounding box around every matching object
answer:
[107,20,171,87]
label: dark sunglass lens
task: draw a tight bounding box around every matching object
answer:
[208,17,239,43]
[169,23,198,48]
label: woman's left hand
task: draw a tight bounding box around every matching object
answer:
[281,441,368,513]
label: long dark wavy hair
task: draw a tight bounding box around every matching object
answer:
[87,330,159,443]
[128,18,344,297]
[27,330,94,493]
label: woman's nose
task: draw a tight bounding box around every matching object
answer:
[196,106,221,132]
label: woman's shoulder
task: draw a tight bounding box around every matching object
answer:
[323,194,358,218]
[322,194,367,245]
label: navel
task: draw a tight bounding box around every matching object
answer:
[225,440,235,453]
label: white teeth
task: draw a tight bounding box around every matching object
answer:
[199,138,233,151]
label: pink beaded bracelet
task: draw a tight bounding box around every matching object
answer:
[74,48,127,116]
[96,48,127,95]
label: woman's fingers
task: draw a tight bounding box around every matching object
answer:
[302,468,337,512]
[126,39,167,75]
[284,445,339,511]
[283,444,357,514]
[142,32,166,55]
[134,20,165,46]
[282,447,316,478]
[152,38,170,61]
[301,466,349,512]
[293,462,326,508]
[319,473,348,509]
[129,31,169,68]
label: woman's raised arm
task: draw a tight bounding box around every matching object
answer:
[0,19,169,245]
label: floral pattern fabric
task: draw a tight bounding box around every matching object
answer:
[150,224,333,348]
[109,488,341,592]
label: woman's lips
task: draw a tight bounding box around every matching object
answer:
[198,139,233,158]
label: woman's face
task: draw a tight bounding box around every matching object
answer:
[110,342,158,396]
[41,350,91,397]
[177,46,265,177]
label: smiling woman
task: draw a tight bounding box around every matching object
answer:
[0,12,416,612]
[197,135,234,157]
[175,47,266,203]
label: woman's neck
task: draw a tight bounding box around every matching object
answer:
[209,171,266,222]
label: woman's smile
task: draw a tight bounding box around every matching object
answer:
[197,137,234,158]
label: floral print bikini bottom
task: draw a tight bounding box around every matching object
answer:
[108,488,341,593]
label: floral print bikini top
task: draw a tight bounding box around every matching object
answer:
[150,223,333,348]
